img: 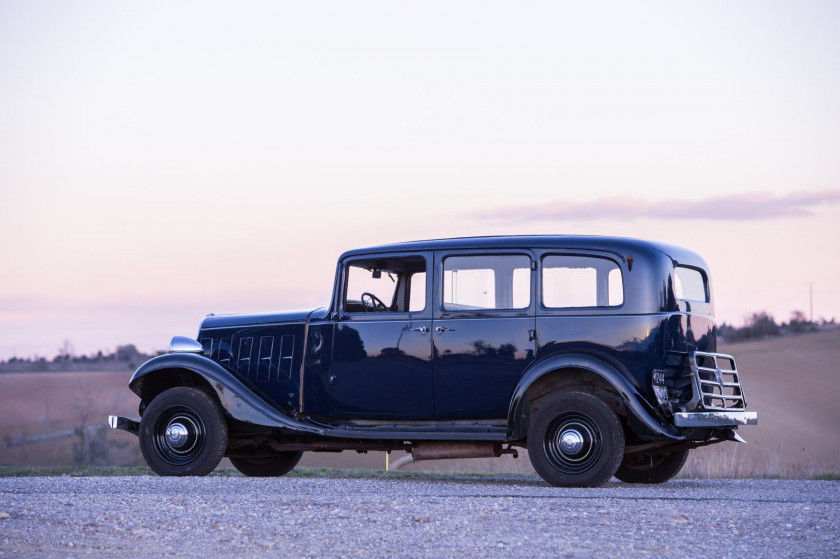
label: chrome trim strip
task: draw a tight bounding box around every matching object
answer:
[169,336,204,354]
[673,411,758,427]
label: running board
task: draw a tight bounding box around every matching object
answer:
[320,425,508,441]
[108,411,508,442]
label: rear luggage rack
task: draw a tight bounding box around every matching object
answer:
[690,352,747,411]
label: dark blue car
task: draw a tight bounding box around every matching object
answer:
[110,235,756,486]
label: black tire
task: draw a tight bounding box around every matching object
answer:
[614,449,689,484]
[527,391,624,487]
[229,452,303,477]
[139,387,228,477]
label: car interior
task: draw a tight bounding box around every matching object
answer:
[343,256,426,313]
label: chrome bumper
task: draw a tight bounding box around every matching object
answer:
[108,415,140,436]
[673,411,758,427]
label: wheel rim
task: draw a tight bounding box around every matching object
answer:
[152,405,207,466]
[543,411,603,474]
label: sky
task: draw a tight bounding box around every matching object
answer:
[1,1,839,359]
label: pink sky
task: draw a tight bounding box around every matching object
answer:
[2,1,839,359]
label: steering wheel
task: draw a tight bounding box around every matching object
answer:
[360,292,388,312]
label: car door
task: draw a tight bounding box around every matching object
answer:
[431,250,537,418]
[325,251,435,419]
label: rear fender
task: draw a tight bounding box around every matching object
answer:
[129,353,323,434]
[507,352,682,442]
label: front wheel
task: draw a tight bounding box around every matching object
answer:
[139,387,228,476]
[527,391,624,487]
[229,452,303,477]
[614,449,689,484]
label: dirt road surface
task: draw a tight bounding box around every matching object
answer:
[0,476,837,557]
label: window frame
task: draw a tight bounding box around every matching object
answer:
[673,264,709,304]
[434,250,536,319]
[338,251,432,321]
[538,252,626,313]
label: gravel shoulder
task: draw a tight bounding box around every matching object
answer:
[1,476,838,558]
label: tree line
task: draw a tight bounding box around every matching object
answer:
[0,344,162,373]
[718,311,836,343]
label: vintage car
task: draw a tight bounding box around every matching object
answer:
[109,235,757,486]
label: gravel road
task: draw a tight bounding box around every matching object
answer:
[0,476,837,557]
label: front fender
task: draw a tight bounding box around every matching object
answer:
[130,353,323,434]
[507,352,682,441]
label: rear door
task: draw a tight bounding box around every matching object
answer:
[431,250,537,418]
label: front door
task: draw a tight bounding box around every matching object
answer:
[327,252,434,419]
[432,251,537,418]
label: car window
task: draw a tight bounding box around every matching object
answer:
[408,272,426,312]
[542,255,623,308]
[442,255,531,311]
[674,266,707,302]
[344,256,427,313]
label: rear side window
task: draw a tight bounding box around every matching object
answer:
[674,266,707,302]
[542,255,623,308]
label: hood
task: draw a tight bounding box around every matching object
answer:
[199,307,329,330]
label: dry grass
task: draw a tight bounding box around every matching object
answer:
[680,443,837,479]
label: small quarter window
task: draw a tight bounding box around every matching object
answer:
[408,272,426,312]
[674,266,707,302]
[443,255,531,311]
[542,255,623,308]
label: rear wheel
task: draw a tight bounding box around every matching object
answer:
[139,387,228,476]
[527,391,624,487]
[229,452,303,477]
[614,449,689,484]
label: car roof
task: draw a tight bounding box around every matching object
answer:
[339,235,704,266]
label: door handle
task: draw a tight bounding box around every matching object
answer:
[435,326,454,334]
[412,326,429,334]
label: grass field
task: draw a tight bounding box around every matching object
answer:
[681,330,840,479]
[1,330,838,478]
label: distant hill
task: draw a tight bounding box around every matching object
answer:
[680,329,840,477]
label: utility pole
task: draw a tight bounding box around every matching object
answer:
[809,283,814,323]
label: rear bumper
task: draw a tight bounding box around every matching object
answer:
[673,411,758,427]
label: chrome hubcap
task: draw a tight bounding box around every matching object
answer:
[559,429,584,454]
[543,411,604,474]
[165,422,189,448]
[152,404,207,467]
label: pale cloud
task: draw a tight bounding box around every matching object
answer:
[474,190,840,222]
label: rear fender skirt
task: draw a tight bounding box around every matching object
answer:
[507,352,682,441]
[129,353,323,434]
